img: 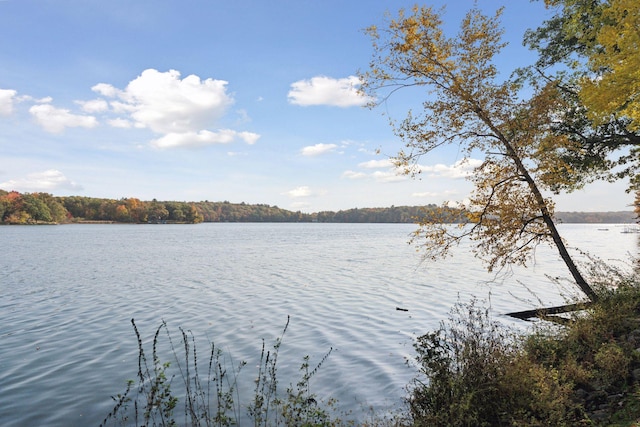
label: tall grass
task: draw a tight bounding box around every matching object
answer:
[100,316,346,427]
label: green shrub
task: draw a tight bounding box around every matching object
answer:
[408,298,519,426]
[595,342,631,386]
[408,262,640,426]
[408,298,586,426]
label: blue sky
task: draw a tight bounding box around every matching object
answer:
[0,0,634,212]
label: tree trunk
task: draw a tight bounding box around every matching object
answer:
[508,147,598,301]
[475,106,599,302]
[540,209,598,301]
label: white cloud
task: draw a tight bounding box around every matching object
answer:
[417,158,482,179]
[358,159,394,169]
[446,198,471,208]
[150,129,260,149]
[88,68,260,149]
[0,169,82,192]
[371,170,407,183]
[0,88,17,115]
[109,100,136,114]
[239,131,260,145]
[412,191,440,198]
[346,158,480,184]
[412,189,458,198]
[108,118,134,128]
[94,68,234,134]
[285,186,312,198]
[288,75,371,107]
[29,104,98,133]
[13,69,258,147]
[342,156,404,182]
[301,143,337,156]
[341,170,367,179]
[77,98,109,113]
[92,82,119,98]
[283,186,316,198]
[341,157,405,182]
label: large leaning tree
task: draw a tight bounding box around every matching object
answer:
[359,6,598,301]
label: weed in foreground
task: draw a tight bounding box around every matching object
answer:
[100,316,347,427]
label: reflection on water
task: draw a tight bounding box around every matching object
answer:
[0,223,637,426]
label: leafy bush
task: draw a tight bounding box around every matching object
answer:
[408,263,640,426]
[408,298,583,426]
[409,299,516,425]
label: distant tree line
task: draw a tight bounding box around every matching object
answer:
[0,190,635,225]
[0,191,204,224]
[554,211,637,224]
[192,201,308,222]
[314,205,464,223]
[0,191,310,224]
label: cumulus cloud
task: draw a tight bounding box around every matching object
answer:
[412,191,440,198]
[446,198,471,208]
[301,143,337,156]
[4,69,259,148]
[76,98,109,113]
[88,68,260,149]
[341,170,367,179]
[94,69,234,134]
[151,129,260,149]
[0,169,82,192]
[342,157,405,182]
[343,157,480,183]
[288,75,371,107]
[29,103,98,133]
[282,186,327,199]
[412,189,458,198]
[92,83,119,98]
[0,88,17,115]
[371,170,407,183]
[358,159,394,169]
[284,186,313,198]
[417,158,482,179]
[108,118,134,128]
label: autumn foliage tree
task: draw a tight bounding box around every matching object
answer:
[0,190,67,224]
[523,0,640,191]
[360,6,598,300]
[578,0,640,129]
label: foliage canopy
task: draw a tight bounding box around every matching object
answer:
[523,0,640,190]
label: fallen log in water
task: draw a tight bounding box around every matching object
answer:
[505,302,592,323]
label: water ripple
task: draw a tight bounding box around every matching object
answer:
[0,223,637,426]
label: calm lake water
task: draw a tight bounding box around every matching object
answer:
[1,223,637,426]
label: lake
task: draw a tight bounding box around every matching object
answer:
[1,223,637,426]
